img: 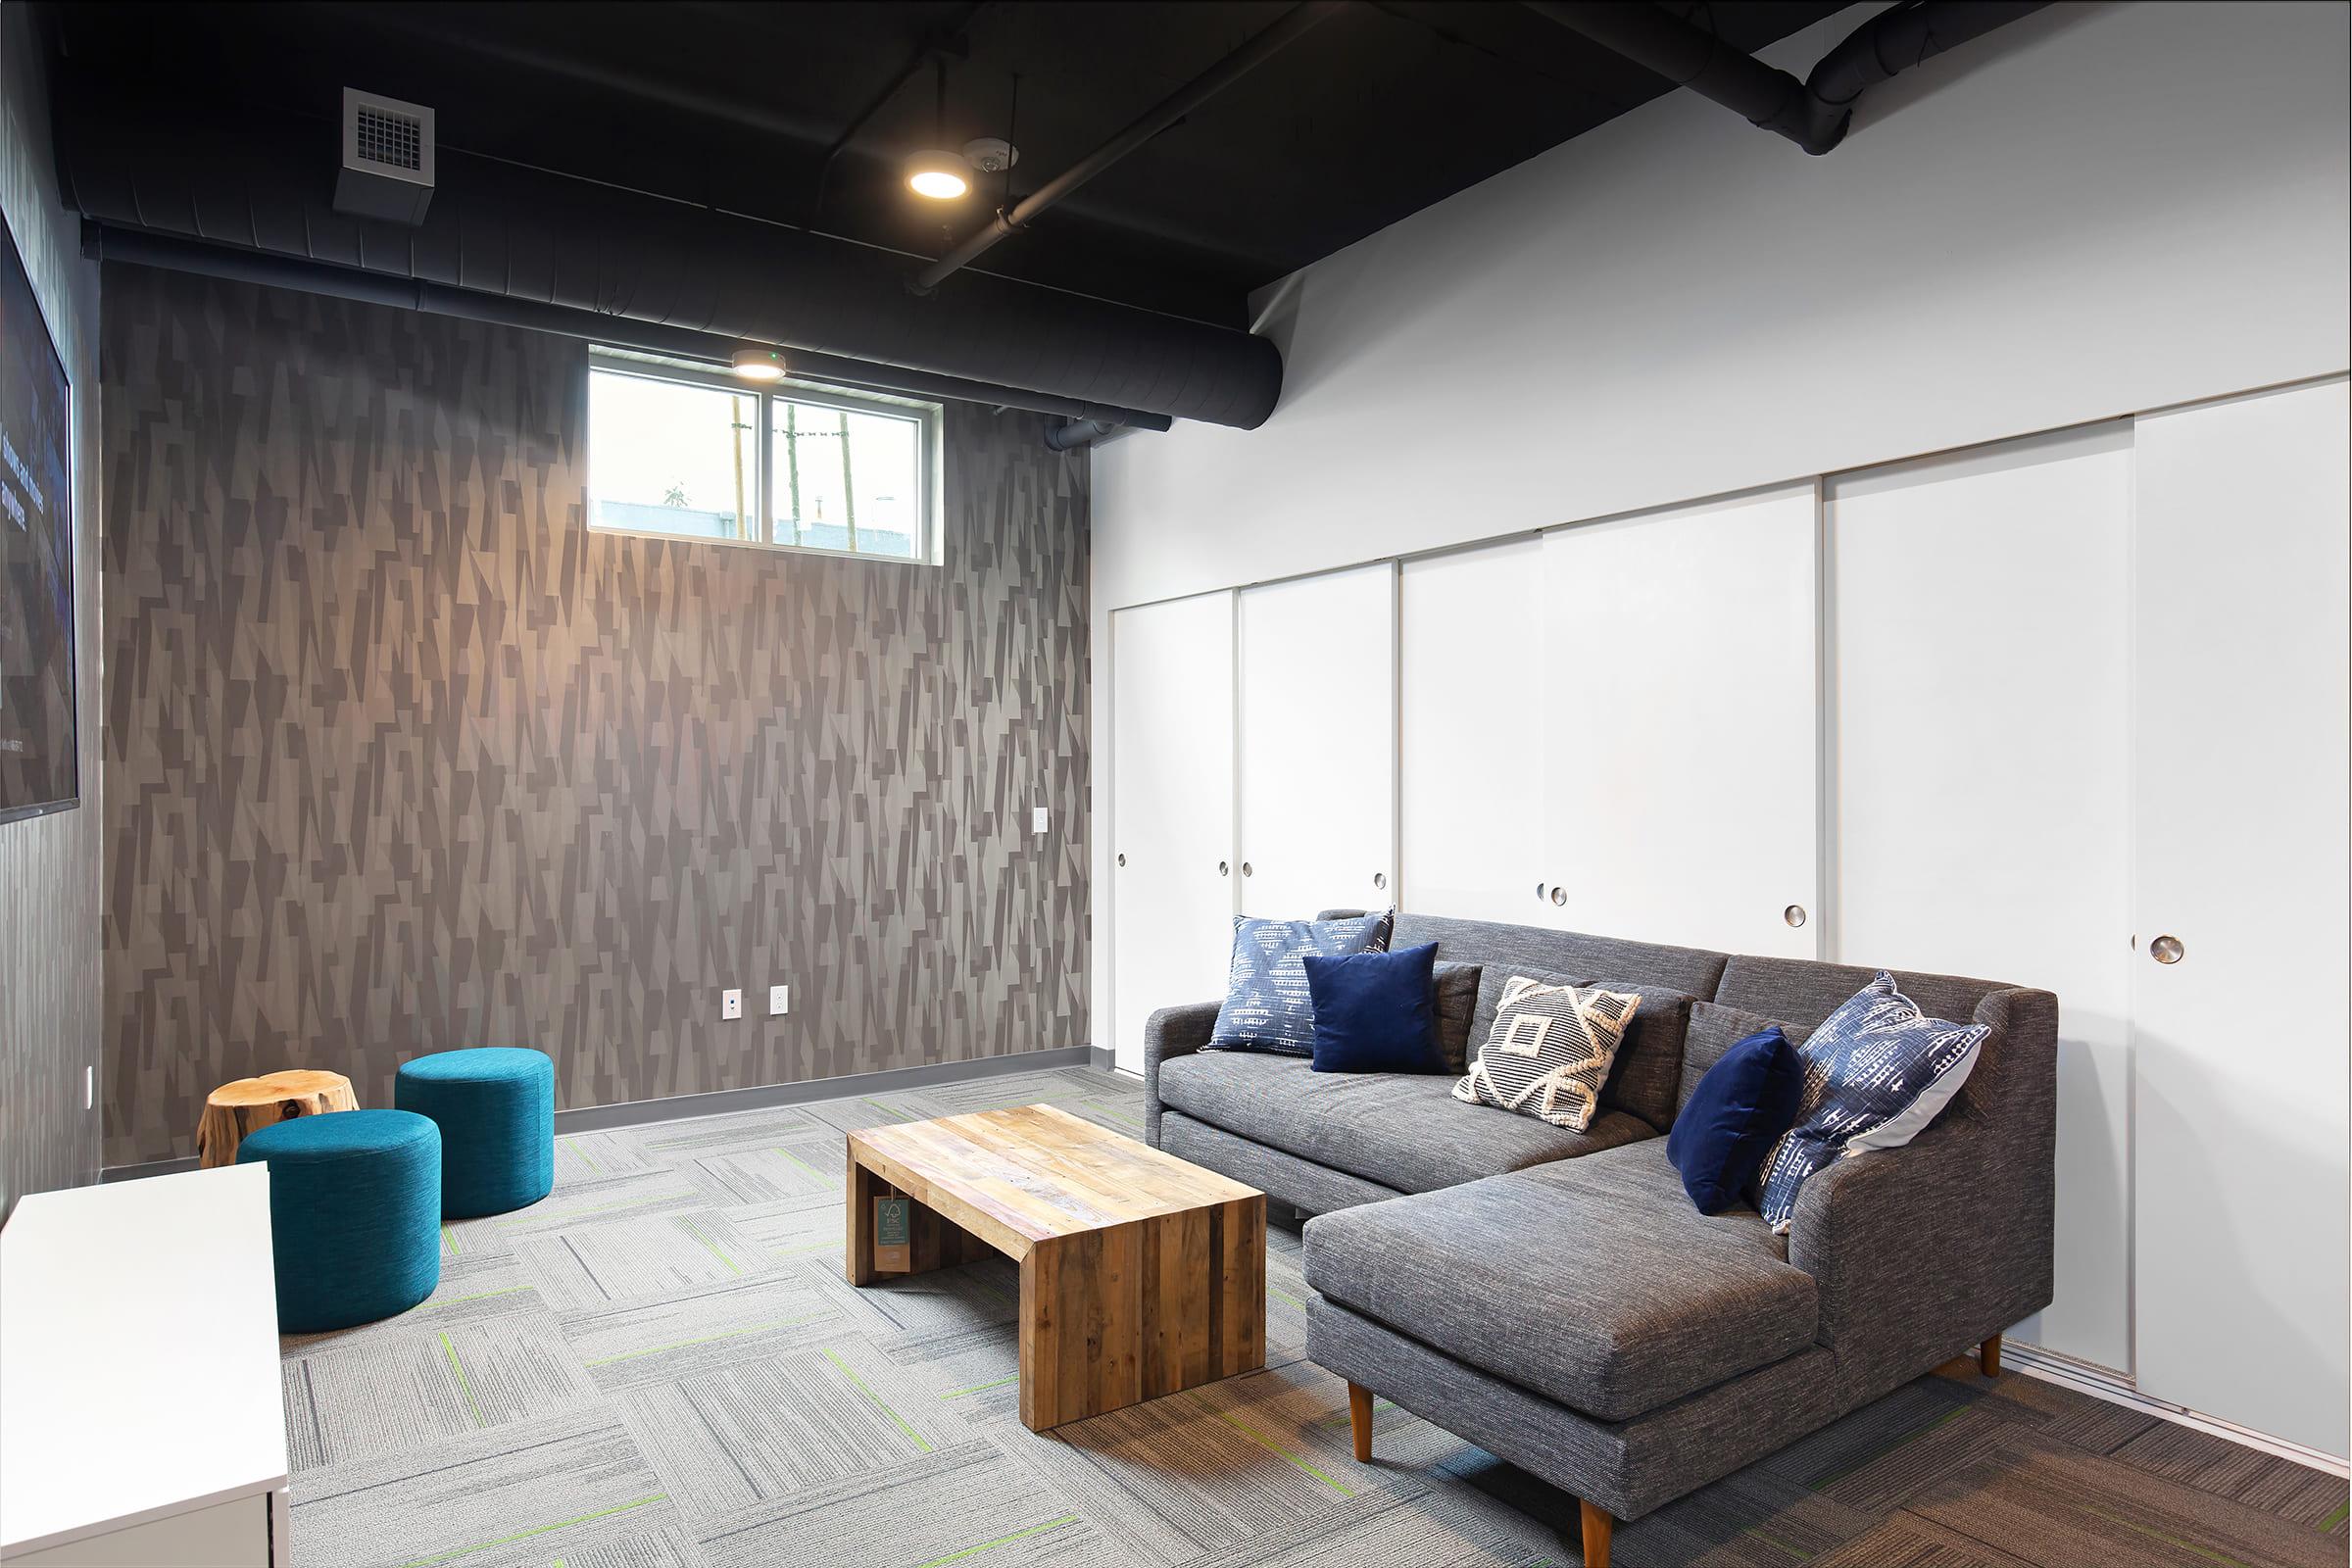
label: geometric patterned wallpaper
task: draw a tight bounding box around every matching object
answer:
[100,263,1090,1166]
[1,8,106,1216]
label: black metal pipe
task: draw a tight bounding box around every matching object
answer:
[1798,2,2047,149]
[1526,0,2046,155]
[1042,416,1123,451]
[910,1,1347,294]
[1523,2,1810,144]
[81,223,1175,431]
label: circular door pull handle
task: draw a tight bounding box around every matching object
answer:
[1785,905,1808,928]
[1241,861,1253,878]
[1373,871,1387,890]
[1550,886,1567,906]
[1116,853,1126,867]
[1218,860,1229,876]
[2150,934,2185,964]
[1535,882,1547,901]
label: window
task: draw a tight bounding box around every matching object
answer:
[587,353,941,562]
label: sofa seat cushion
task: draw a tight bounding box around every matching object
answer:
[1302,1140,1816,1421]
[1156,1050,1651,1195]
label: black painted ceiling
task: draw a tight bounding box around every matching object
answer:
[45,1,1843,327]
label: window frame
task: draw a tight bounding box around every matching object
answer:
[586,349,944,564]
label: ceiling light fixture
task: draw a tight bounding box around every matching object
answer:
[904,148,971,200]
[731,346,786,381]
[906,52,973,202]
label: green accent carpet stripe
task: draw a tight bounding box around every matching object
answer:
[910,1513,1080,1567]
[398,1494,668,1567]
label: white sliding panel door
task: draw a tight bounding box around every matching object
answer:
[1110,592,1237,1072]
[2131,379,2349,1456]
[1237,564,1396,920]
[1826,425,2133,1375]
[1539,486,1817,955]
[1400,538,1547,923]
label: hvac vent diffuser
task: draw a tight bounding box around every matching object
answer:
[334,88,434,223]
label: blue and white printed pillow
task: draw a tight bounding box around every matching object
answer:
[1756,972,1987,1233]
[1208,911,1396,1056]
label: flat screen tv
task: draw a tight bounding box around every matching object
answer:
[0,213,74,826]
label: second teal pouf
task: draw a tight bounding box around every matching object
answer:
[237,1108,442,1333]
[395,1047,556,1218]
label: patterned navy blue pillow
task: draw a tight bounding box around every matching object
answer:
[1207,911,1396,1055]
[1756,972,1988,1234]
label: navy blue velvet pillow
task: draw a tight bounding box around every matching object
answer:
[1301,942,1443,1074]
[1667,1025,1805,1214]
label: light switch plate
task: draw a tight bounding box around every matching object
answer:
[1032,806,1050,835]
[84,1064,93,1111]
[721,988,743,1020]
[769,984,789,1016]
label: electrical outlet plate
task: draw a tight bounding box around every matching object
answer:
[1033,805,1050,834]
[722,988,743,1019]
[769,984,789,1016]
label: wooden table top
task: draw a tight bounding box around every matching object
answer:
[848,1103,1260,1260]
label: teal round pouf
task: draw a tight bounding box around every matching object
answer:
[236,1109,442,1333]
[395,1048,556,1219]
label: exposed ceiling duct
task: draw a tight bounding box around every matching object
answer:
[49,72,1283,430]
[79,225,1175,433]
[1524,0,2047,155]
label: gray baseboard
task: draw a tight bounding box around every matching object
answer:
[103,1044,1104,1184]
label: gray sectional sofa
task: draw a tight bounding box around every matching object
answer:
[1143,912,2056,1568]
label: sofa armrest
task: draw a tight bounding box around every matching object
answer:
[1144,1000,1222,1147]
[1787,987,2057,1396]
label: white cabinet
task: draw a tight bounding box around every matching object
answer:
[2130,378,2350,1455]
[1397,493,1816,953]
[1539,486,1818,955]
[1236,564,1396,920]
[1826,425,2135,1375]
[1109,591,1237,1072]
[0,1165,289,1566]
[1399,538,1547,922]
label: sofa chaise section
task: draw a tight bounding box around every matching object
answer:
[1139,913,2056,1566]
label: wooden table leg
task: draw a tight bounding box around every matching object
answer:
[1579,1499,1613,1568]
[847,1155,884,1286]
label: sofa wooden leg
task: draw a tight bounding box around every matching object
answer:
[1980,1334,2003,1378]
[1348,1382,1373,1462]
[1578,1499,1614,1568]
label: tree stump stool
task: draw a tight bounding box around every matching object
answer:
[197,1070,359,1168]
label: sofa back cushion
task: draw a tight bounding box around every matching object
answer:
[1679,1001,1816,1116]
[1713,955,2011,1034]
[1469,963,1693,1132]
[1390,912,1729,998]
[1433,961,1483,1074]
[1712,956,2020,1118]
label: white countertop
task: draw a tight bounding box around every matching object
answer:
[0,1164,288,1557]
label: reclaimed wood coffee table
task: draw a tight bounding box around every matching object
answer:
[847,1102,1265,1431]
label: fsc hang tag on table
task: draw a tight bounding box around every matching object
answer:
[874,1197,912,1273]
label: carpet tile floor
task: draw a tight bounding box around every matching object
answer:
[279,1065,2348,1568]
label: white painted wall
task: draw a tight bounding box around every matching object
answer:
[1092,3,2348,615]
[1085,0,2350,1444]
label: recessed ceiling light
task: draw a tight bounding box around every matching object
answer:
[731,346,786,381]
[905,148,972,201]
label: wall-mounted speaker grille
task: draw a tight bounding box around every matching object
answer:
[336,88,434,224]
[353,106,423,173]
